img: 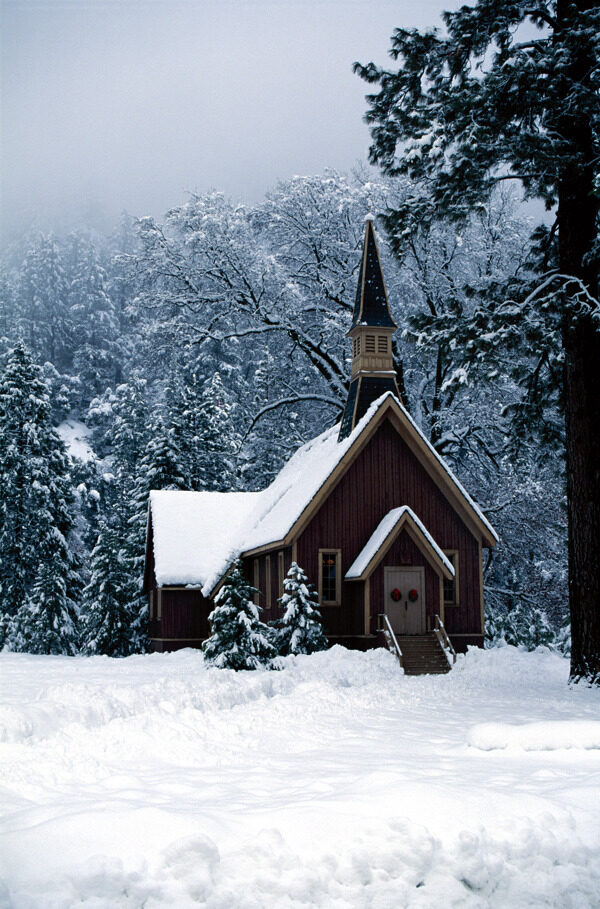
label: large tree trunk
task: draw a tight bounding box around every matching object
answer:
[558,0,600,683]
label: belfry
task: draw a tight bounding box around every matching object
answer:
[338,216,400,440]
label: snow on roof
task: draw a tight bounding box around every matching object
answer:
[149,391,496,594]
[200,394,392,594]
[150,490,262,589]
[345,506,455,579]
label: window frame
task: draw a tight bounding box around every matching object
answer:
[278,551,285,598]
[318,549,342,606]
[443,550,460,606]
[365,334,376,353]
[253,558,260,606]
[377,335,388,353]
[265,555,272,608]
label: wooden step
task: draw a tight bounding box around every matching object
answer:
[395,633,452,675]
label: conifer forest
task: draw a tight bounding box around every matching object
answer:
[0,173,570,657]
[1,0,599,688]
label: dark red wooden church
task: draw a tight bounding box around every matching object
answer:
[144,218,497,671]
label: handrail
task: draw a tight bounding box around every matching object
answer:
[434,614,456,667]
[379,613,403,669]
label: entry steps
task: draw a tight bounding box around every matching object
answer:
[394,633,451,675]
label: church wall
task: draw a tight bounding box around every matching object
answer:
[296,417,482,642]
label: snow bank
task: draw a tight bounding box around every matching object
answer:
[3,646,598,907]
[56,419,94,462]
[468,720,600,751]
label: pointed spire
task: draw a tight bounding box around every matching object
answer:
[349,217,396,332]
[338,217,400,441]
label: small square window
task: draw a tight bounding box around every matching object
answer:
[365,335,376,352]
[377,336,388,353]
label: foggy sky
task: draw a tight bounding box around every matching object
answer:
[1,0,453,237]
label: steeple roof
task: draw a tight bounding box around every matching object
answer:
[349,217,396,331]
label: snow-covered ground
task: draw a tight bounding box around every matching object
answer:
[56,419,94,463]
[1,646,599,908]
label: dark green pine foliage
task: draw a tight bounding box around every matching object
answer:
[9,560,77,655]
[196,371,239,492]
[0,342,78,651]
[80,523,145,656]
[129,413,188,579]
[354,0,600,684]
[69,235,119,404]
[167,370,207,491]
[487,601,557,651]
[272,562,328,656]
[202,561,275,670]
[17,233,72,369]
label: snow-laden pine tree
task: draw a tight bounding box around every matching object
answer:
[8,559,77,655]
[487,601,557,651]
[272,562,328,656]
[202,561,275,670]
[17,233,72,369]
[354,0,600,683]
[79,523,145,656]
[196,371,239,492]
[129,413,188,582]
[0,342,78,650]
[69,234,119,404]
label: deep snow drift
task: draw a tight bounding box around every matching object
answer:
[1,646,599,907]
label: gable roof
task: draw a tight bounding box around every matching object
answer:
[345,506,455,581]
[148,392,497,596]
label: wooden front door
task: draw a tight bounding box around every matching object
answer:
[384,567,426,635]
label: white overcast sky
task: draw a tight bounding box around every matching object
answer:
[1,0,454,236]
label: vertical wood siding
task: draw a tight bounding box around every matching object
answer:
[297,417,481,637]
[242,547,293,622]
[159,589,211,639]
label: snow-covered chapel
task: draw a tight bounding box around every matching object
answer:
[144,218,497,661]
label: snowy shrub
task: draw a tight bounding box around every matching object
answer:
[486,601,558,651]
[270,562,328,656]
[202,561,275,670]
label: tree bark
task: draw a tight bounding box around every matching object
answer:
[557,0,600,683]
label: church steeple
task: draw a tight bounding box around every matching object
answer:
[338,216,400,441]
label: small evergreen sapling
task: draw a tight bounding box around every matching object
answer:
[273,562,328,656]
[202,561,275,670]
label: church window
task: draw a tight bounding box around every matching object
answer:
[253,559,259,605]
[377,335,388,353]
[365,335,376,352]
[265,555,272,608]
[353,337,361,357]
[319,549,342,605]
[443,551,459,605]
[278,551,285,597]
